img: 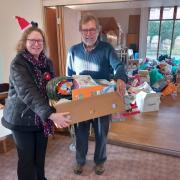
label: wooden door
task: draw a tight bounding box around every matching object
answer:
[56,6,66,76]
[44,6,66,76]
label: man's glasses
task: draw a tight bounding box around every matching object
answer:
[27,39,44,45]
[81,28,97,35]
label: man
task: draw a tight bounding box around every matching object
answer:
[66,13,127,175]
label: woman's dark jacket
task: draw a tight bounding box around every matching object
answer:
[1,52,55,131]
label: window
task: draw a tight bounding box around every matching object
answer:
[149,8,160,20]
[146,21,160,60]
[162,7,174,19]
[159,20,173,56]
[146,6,180,60]
[177,7,180,19]
[171,20,180,58]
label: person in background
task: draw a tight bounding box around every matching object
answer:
[66,13,127,175]
[1,24,71,180]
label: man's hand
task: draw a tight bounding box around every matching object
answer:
[116,79,126,97]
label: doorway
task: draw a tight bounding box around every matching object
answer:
[44,6,66,76]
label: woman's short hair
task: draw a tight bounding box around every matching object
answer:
[79,13,100,31]
[16,26,47,53]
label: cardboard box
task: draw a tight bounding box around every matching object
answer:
[136,91,161,112]
[138,70,150,84]
[54,92,124,124]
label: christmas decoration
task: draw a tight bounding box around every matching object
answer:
[43,72,51,81]
[46,76,73,101]
[15,16,38,30]
[15,16,30,30]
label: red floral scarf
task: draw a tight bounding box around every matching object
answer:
[22,49,54,136]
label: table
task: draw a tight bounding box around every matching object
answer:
[0,92,8,100]
[0,109,12,153]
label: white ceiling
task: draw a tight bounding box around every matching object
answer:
[66,0,180,11]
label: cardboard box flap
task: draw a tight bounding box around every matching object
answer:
[54,92,124,124]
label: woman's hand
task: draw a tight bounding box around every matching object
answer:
[116,79,126,97]
[49,112,71,128]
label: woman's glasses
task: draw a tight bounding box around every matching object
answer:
[27,39,44,45]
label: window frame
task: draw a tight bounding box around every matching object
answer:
[146,6,180,59]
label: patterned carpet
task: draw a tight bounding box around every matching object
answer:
[0,134,180,180]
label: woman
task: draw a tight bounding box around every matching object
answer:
[1,25,71,180]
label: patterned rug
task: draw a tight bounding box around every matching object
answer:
[0,134,180,180]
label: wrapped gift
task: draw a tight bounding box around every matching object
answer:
[136,91,161,112]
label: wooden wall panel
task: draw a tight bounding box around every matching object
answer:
[128,15,140,34]
[127,15,140,51]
